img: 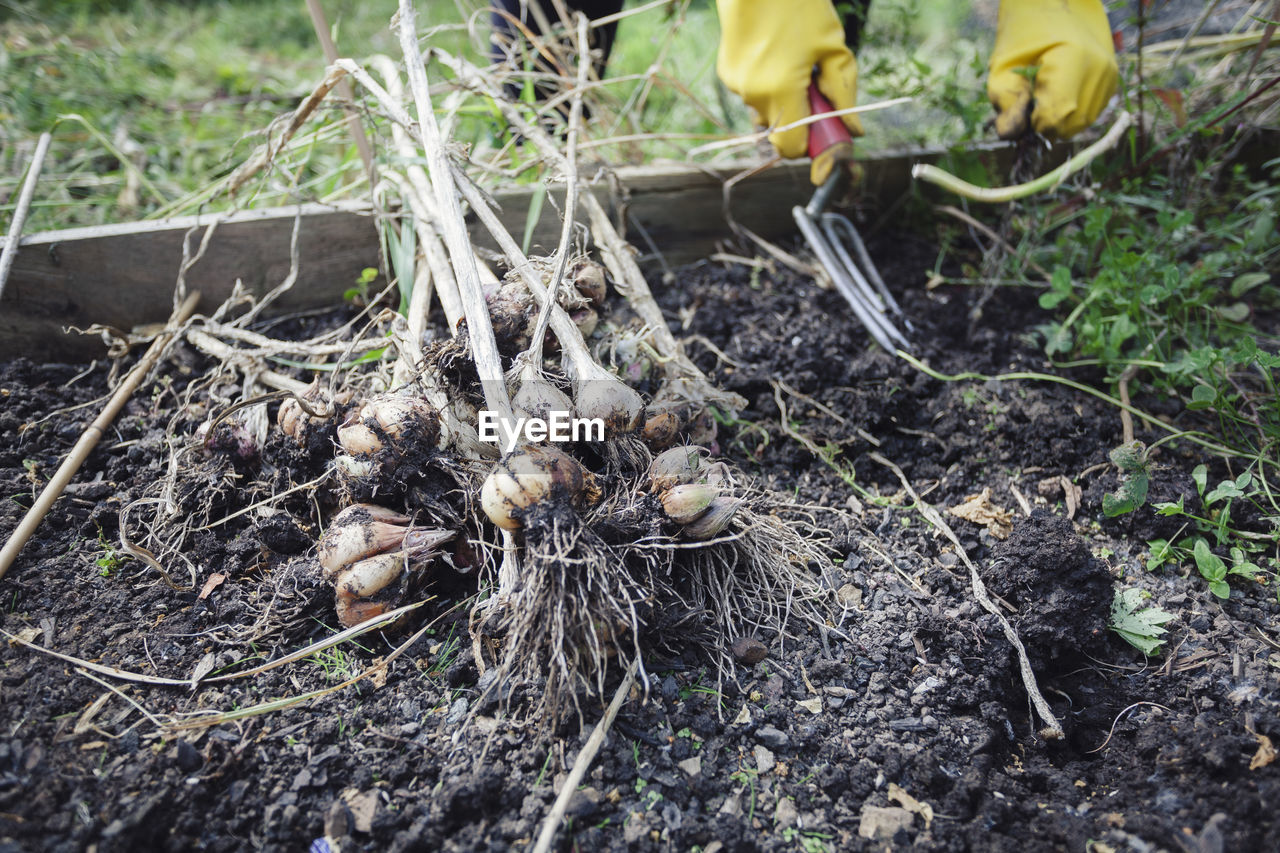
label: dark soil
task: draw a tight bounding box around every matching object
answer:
[1,229,1277,852]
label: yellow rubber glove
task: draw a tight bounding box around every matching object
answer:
[716,0,862,176]
[988,0,1119,140]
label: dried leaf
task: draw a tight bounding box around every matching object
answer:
[948,488,1013,539]
[888,782,934,828]
[198,572,227,601]
[369,656,388,689]
[73,692,112,735]
[797,698,823,715]
[1251,734,1276,770]
[190,652,216,688]
[8,626,42,647]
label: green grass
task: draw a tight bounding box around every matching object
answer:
[2,0,972,233]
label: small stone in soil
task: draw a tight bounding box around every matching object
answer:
[175,740,202,773]
[755,726,789,748]
[858,805,914,840]
[730,636,767,664]
[754,745,775,774]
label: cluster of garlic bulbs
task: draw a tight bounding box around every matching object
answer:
[332,393,443,481]
[485,260,608,356]
[317,504,454,627]
[648,445,741,540]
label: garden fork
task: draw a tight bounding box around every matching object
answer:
[792,82,912,352]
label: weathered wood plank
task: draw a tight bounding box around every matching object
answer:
[0,145,1012,359]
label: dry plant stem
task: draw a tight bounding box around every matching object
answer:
[303,0,375,185]
[0,291,201,583]
[440,51,743,412]
[395,0,512,421]
[526,13,590,365]
[531,658,638,853]
[913,112,1134,203]
[0,131,52,300]
[184,329,313,396]
[227,64,349,195]
[868,451,1065,741]
[453,175,599,365]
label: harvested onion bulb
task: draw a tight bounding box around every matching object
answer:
[480,445,597,530]
[337,394,441,457]
[647,445,712,492]
[681,497,742,540]
[318,503,454,627]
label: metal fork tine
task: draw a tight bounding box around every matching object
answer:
[822,213,910,328]
[792,205,909,352]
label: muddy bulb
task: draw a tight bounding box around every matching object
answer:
[317,504,451,581]
[641,411,680,450]
[571,307,599,339]
[681,496,742,540]
[648,445,711,493]
[487,282,535,353]
[572,260,608,305]
[337,394,440,456]
[481,445,594,530]
[661,483,719,524]
[567,359,645,436]
[512,364,574,426]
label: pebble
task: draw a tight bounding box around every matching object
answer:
[755,726,789,748]
[753,745,775,775]
[836,583,863,608]
[858,805,914,840]
[446,697,468,727]
[175,740,202,773]
[677,757,702,777]
[731,636,768,665]
[773,797,798,828]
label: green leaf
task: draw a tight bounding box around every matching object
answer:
[1191,464,1207,497]
[1209,580,1231,599]
[1204,479,1244,505]
[1186,384,1217,410]
[1108,441,1148,473]
[1215,302,1251,323]
[1146,539,1173,571]
[1154,496,1185,516]
[1110,588,1174,655]
[522,183,547,256]
[1103,491,1135,517]
[1230,272,1270,298]
[1193,539,1227,583]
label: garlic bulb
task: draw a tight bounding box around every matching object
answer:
[337,394,440,456]
[568,359,645,436]
[681,497,742,540]
[480,445,595,530]
[511,363,575,426]
[571,307,599,339]
[333,454,374,479]
[318,504,451,580]
[641,411,680,450]
[648,445,711,492]
[661,484,718,524]
[572,260,607,305]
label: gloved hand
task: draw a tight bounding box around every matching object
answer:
[988,0,1119,140]
[716,0,862,182]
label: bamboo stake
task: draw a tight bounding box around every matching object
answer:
[0,290,201,583]
[531,658,638,853]
[0,131,52,301]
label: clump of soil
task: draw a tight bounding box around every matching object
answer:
[984,510,1113,667]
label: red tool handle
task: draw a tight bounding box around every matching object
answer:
[806,81,853,160]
